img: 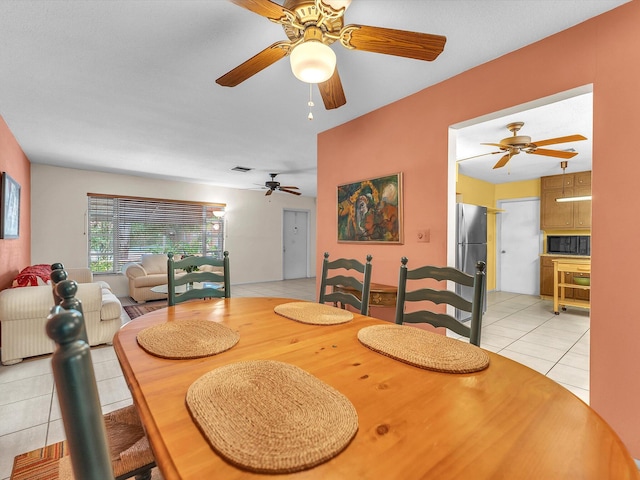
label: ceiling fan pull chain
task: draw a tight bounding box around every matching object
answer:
[308,83,314,120]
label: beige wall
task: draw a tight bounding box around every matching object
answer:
[31,164,316,297]
[317,1,640,457]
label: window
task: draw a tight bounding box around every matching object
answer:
[87,194,225,274]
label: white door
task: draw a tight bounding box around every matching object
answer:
[498,199,541,295]
[283,210,308,279]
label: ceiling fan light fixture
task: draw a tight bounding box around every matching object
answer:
[290,40,336,84]
[319,0,352,12]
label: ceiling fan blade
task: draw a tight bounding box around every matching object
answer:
[265,189,273,196]
[318,67,346,110]
[216,41,290,87]
[279,186,299,189]
[457,151,502,162]
[480,142,507,148]
[341,24,446,61]
[533,134,587,147]
[493,152,513,169]
[228,0,292,22]
[528,148,578,159]
[279,188,301,195]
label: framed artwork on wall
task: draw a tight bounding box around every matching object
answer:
[337,172,403,243]
[1,172,21,239]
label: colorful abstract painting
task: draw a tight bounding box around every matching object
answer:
[337,173,402,243]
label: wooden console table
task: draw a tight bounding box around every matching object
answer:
[552,258,591,314]
[333,282,397,313]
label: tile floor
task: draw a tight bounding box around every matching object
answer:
[0,279,589,479]
[449,290,590,403]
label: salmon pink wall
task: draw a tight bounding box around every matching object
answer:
[0,116,30,290]
[318,1,640,456]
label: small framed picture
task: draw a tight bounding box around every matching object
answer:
[1,172,21,239]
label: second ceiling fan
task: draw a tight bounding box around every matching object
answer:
[216,0,447,110]
[264,173,301,196]
[482,122,587,169]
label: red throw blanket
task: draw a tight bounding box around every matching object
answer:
[12,264,52,287]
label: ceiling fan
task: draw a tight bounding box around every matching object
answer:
[264,173,301,196]
[216,0,447,110]
[480,122,587,169]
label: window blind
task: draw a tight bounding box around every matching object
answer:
[87,195,225,274]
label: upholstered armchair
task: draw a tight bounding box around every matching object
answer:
[123,254,171,303]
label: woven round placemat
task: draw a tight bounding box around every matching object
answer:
[186,360,359,474]
[358,324,489,373]
[274,301,353,325]
[136,320,239,359]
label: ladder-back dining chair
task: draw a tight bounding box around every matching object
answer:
[394,258,486,346]
[167,251,230,306]
[319,252,373,315]
[10,269,156,480]
[50,262,89,344]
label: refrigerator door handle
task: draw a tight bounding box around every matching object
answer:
[462,242,468,271]
[460,205,469,245]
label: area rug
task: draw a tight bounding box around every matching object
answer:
[123,302,167,320]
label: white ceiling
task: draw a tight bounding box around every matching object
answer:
[454,88,594,184]
[0,1,627,196]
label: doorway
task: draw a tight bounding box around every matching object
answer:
[283,209,309,279]
[447,85,593,291]
[497,198,541,295]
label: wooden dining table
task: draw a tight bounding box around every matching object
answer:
[113,297,639,479]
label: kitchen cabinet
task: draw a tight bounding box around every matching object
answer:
[541,188,574,229]
[540,256,556,297]
[540,171,591,230]
[574,184,592,228]
[574,171,591,186]
[542,173,574,190]
[540,255,590,301]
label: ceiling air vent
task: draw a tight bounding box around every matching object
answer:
[231,166,252,172]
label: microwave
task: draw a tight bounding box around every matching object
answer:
[547,235,590,255]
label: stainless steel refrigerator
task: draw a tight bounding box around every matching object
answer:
[455,203,487,321]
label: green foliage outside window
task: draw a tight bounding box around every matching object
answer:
[88,196,224,274]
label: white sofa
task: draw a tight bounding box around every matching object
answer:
[0,268,123,365]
